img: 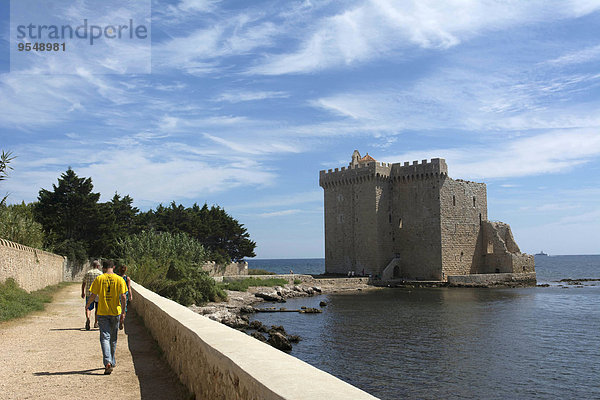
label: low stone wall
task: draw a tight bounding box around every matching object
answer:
[130,281,378,400]
[0,238,66,292]
[447,272,537,287]
[219,274,315,284]
[64,259,91,282]
[202,261,248,277]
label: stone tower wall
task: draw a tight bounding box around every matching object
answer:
[320,162,392,274]
[387,175,443,280]
[320,153,534,281]
[439,178,488,277]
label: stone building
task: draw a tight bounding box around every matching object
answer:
[319,151,535,281]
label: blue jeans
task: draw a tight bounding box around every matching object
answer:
[98,315,119,367]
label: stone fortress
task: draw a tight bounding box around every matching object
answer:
[319,151,535,283]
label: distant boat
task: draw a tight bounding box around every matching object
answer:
[535,251,549,256]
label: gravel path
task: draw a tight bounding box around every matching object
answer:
[0,283,190,400]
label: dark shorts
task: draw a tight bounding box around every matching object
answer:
[86,296,97,311]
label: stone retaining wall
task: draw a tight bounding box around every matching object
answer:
[202,261,248,277]
[219,274,315,284]
[447,272,537,287]
[0,238,65,292]
[130,281,378,400]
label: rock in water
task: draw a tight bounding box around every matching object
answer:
[251,331,267,343]
[240,306,256,314]
[268,332,292,351]
[255,292,286,302]
[287,334,301,343]
[269,325,286,334]
[319,301,327,307]
[300,307,322,314]
[249,320,263,330]
[208,310,249,329]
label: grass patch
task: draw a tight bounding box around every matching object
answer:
[247,268,275,275]
[0,278,70,322]
[219,277,288,292]
[293,279,302,285]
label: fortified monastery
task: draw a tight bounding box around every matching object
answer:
[319,151,535,282]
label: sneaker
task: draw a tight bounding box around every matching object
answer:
[104,364,113,375]
[93,322,98,328]
[85,319,90,331]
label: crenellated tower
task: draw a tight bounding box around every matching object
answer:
[320,151,534,280]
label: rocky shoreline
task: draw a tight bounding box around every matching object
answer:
[189,277,377,351]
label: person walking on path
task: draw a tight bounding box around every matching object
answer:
[81,259,103,330]
[116,264,133,330]
[85,259,127,375]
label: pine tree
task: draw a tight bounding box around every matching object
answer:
[35,168,101,261]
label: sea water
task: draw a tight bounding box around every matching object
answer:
[247,256,600,399]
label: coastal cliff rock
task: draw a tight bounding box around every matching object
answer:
[206,310,249,329]
[268,332,292,351]
[255,291,286,302]
[251,331,268,343]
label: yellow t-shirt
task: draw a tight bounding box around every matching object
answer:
[89,273,127,316]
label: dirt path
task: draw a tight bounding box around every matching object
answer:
[0,283,190,400]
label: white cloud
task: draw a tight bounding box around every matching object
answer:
[157,0,220,22]
[545,44,600,67]
[310,65,600,134]
[0,73,89,128]
[257,209,302,217]
[2,144,278,206]
[153,14,281,74]
[203,133,304,155]
[214,90,289,103]
[384,129,600,180]
[232,190,322,210]
[249,0,600,75]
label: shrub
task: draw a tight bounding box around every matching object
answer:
[0,203,45,249]
[247,268,275,275]
[0,278,67,322]
[116,230,226,305]
[220,277,289,292]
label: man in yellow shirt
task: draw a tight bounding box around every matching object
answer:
[85,259,127,375]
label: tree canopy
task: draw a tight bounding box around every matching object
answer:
[34,168,101,262]
[31,168,256,264]
[138,202,256,263]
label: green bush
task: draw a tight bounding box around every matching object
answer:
[247,268,275,275]
[0,278,67,322]
[293,279,302,285]
[220,277,289,292]
[117,229,208,266]
[117,230,226,305]
[0,203,45,249]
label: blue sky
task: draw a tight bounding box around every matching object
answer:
[1,0,599,258]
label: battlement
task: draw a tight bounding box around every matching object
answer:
[319,161,391,188]
[319,156,448,187]
[390,158,448,180]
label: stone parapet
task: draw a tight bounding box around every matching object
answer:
[130,281,378,400]
[0,237,66,292]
